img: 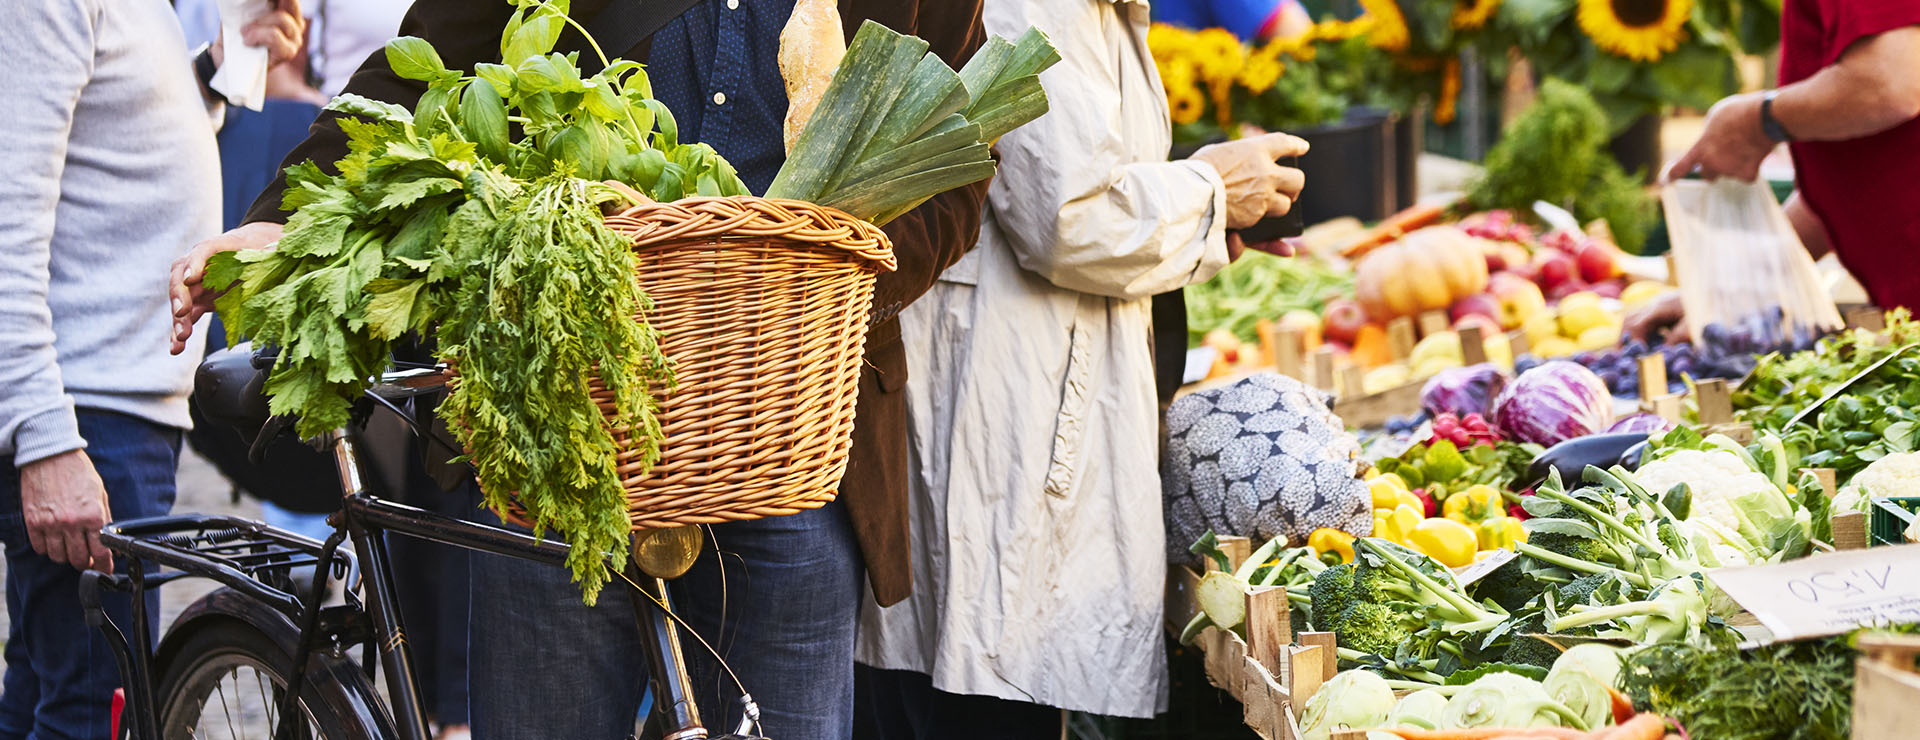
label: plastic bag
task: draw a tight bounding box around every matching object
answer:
[1662,180,1842,351]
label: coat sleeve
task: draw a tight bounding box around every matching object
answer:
[241,0,523,225]
[0,0,94,465]
[987,3,1230,302]
[856,0,991,323]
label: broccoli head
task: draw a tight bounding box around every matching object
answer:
[1326,602,1422,657]
[1470,557,1552,613]
[1501,634,1563,669]
[1527,532,1620,566]
[1309,562,1358,625]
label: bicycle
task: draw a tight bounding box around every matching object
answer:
[80,344,767,740]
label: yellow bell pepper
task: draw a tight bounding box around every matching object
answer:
[1308,527,1356,564]
[1372,503,1424,545]
[1476,516,1529,551]
[1369,475,1422,512]
[1443,484,1506,527]
[1407,518,1478,568]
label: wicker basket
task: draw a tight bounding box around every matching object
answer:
[547,195,898,530]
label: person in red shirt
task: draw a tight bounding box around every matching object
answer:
[1666,1,1920,309]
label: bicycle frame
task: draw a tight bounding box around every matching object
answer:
[87,422,719,740]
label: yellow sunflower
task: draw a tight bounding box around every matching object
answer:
[1451,0,1500,30]
[1359,0,1411,52]
[1577,0,1691,62]
[1238,44,1286,91]
[1169,84,1207,126]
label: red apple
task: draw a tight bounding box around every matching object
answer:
[1488,272,1547,329]
[1450,293,1502,325]
[1576,242,1621,283]
[1322,298,1368,346]
[1546,279,1591,302]
[1483,249,1509,274]
[1453,313,1501,336]
[1536,252,1577,289]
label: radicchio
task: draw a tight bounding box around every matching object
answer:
[1491,361,1614,446]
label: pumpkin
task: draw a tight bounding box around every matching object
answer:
[1352,226,1490,322]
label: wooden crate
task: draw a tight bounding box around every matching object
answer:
[1854,634,1920,740]
[1167,544,1335,740]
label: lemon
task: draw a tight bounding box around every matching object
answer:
[1522,310,1560,346]
[1576,324,1620,351]
[1621,281,1670,310]
[1532,336,1578,358]
[1558,303,1611,338]
[1557,290,1602,313]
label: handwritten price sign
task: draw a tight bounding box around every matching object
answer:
[1708,544,1920,641]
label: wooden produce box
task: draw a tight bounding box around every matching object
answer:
[1166,537,1336,740]
[1853,634,1920,740]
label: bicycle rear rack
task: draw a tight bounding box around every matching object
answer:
[99,514,357,619]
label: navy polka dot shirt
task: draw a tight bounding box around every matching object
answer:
[647,0,797,195]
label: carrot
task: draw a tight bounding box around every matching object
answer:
[1379,727,1589,740]
[1604,685,1636,726]
[1591,713,1667,740]
[1339,202,1451,259]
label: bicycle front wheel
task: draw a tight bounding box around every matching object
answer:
[156,618,383,740]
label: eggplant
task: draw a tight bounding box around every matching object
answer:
[1526,432,1650,488]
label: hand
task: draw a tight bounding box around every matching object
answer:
[1226,233,1298,261]
[212,0,308,70]
[171,222,284,355]
[1623,290,1688,344]
[1664,92,1775,183]
[1190,132,1310,229]
[19,450,114,573]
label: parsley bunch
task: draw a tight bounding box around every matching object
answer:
[209,0,720,601]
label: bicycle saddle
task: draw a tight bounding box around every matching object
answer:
[193,343,285,461]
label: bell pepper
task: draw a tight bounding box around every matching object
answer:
[1476,516,1529,551]
[1412,488,1438,518]
[1308,527,1356,564]
[1372,503,1424,545]
[1407,517,1478,568]
[1443,484,1506,527]
[1369,475,1422,512]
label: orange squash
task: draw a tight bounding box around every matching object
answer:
[1350,324,1393,367]
[1352,226,1490,322]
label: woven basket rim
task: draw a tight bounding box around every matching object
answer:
[603,195,898,273]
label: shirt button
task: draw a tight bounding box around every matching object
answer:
[712,91,727,105]
[726,0,739,8]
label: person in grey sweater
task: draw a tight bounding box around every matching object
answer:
[0,1,301,736]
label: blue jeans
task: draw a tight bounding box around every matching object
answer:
[469,499,864,740]
[0,411,181,740]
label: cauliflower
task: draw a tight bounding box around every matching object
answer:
[1634,448,1807,558]
[1835,451,1920,514]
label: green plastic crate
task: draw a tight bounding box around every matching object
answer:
[1870,497,1920,546]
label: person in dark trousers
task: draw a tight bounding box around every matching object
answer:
[0,2,301,737]
[167,1,990,737]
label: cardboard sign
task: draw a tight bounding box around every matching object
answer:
[1454,548,1517,587]
[1707,544,1920,641]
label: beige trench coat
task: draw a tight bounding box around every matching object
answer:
[854,0,1231,718]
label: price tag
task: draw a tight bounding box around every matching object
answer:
[1706,544,1920,641]
[1454,548,1517,587]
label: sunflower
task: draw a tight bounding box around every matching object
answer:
[1358,0,1411,52]
[1577,0,1691,62]
[1168,84,1206,126]
[1434,57,1462,125]
[1237,44,1286,91]
[1451,0,1500,29]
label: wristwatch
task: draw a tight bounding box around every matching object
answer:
[1759,90,1794,144]
[192,42,232,106]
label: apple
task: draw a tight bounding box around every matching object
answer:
[1576,242,1621,283]
[1322,298,1368,346]
[1589,278,1625,299]
[1535,252,1577,289]
[1483,246,1509,274]
[1452,313,1501,336]
[1449,293,1502,325]
[1488,272,1547,329]
[1545,279,1591,302]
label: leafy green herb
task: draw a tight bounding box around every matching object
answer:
[1620,625,1920,740]
[209,0,704,601]
[1465,79,1655,252]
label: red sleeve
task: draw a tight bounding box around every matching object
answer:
[1823,0,1920,65]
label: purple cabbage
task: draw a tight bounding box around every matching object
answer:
[1492,361,1615,446]
[1421,364,1511,419]
[1606,413,1675,435]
